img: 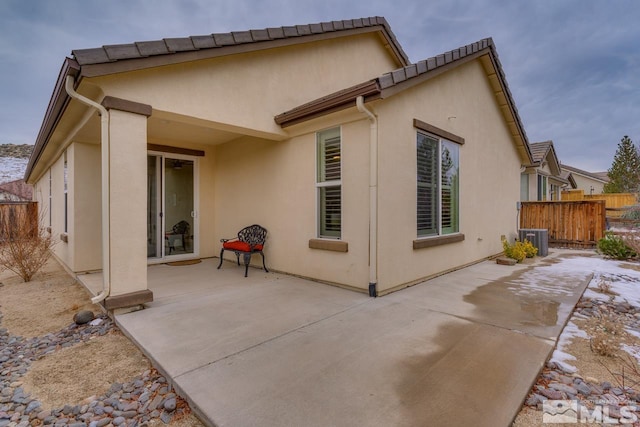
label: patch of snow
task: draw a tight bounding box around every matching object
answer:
[546,254,640,373]
[621,344,640,363]
[627,329,640,339]
[0,157,27,183]
[550,320,589,372]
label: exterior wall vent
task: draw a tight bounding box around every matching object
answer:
[519,228,549,256]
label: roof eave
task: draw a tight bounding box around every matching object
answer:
[275,80,381,127]
[275,39,535,167]
[24,58,80,183]
[483,45,533,166]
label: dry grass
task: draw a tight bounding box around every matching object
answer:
[0,258,204,427]
[512,310,640,426]
[0,259,101,337]
[21,332,151,410]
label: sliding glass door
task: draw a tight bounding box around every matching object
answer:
[147,153,198,261]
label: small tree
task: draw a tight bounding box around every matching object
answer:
[0,205,54,282]
[604,135,640,193]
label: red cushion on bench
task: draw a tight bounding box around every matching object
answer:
[223,241,263,252]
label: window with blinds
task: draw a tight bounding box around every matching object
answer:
[417,132,459,237]
[317,128,341,238]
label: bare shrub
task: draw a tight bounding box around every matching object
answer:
[0,205,54,282]
[587,313,625,357]
[602,353,640,394]
[621,232,640,258]
[591,333,619,357]
[596,279,617,296]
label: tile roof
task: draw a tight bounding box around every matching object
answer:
[529,141,553,164]
[72,17,409,67]
[560,164,610,183]
[277,38,507,125]
[26,17,409,182]
[376,38,493,89]
[275,37,533,165]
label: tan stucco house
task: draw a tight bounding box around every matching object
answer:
[560,163,608,195]
[25,17,533,310]
[521,140,573,201]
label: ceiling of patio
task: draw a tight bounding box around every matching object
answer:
[73,110,248,146]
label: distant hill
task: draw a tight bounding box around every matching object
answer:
[0,144,33,159]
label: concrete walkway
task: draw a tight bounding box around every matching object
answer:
[113,250,594,427]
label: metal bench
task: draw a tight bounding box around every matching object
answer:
[217,224,268,277]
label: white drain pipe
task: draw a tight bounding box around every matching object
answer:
[356,96,378,297]
[65,75,111,304]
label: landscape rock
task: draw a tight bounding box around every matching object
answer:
[0,307,193,427]
[73,311,94,325]
[523,293,640,421]
[496,257,517,266]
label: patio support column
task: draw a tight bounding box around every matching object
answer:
[102,96,153,311]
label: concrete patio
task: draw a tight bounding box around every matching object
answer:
[81,250,595,426]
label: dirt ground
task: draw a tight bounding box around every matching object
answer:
[0,258,203,427]
[512,313,640,426]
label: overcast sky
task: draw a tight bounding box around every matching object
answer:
[1,0,638,172]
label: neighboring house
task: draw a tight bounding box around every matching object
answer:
[25,17,533,310]
[561,164,609,195]
[0,179,33,202]
[521,140,572,201]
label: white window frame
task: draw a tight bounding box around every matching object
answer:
[316,127,342,239]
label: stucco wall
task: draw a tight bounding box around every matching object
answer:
[44,154,71,266]
[211,116,371,289]
[71,142,102,271]
[31,143,102,273]
[572,173,606,194]
[89,33,399,138]
[374,59,523,292]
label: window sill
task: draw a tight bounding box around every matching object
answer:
[309,239,348,252]
[413,233,464,250]
[60,233,68,243]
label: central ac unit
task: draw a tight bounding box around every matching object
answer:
[518,228,549,256]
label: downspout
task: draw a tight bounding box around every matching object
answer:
[356,96,378,297]
[65,75,111,304]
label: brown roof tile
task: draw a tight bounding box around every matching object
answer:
[136,40,170,56]
[164,38,196,52]
[529,141,553,163]
[190,35,216,49]
[267,27,286,39]
[213,33,235,46]
[72,17,409,68]
[103,44,141,60]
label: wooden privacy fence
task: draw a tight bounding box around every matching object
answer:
[561,190,637,218]
[520,200,606,248]
[0,202,38,241]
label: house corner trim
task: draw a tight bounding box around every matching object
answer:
[101,96,152,117]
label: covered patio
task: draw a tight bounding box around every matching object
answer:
[78,251,593,426]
